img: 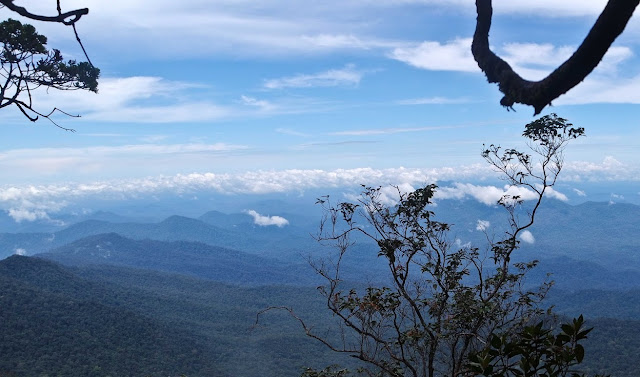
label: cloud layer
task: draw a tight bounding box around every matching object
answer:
[2,157,633,223]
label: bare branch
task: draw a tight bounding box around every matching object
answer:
[72,23,93,66]
[0,0,88,26]
[472,0,639,115]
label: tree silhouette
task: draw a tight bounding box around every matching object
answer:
[259,115,602,377]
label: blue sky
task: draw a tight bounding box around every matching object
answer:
[1,1,640,221]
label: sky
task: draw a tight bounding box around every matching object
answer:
[1,0,640,222]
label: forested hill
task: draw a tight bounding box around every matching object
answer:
[0,256,223,377]
[0,255,638,376]
[0,256,357,377]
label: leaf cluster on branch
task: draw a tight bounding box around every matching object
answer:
[469,315,610,377]
[0,1,98,129]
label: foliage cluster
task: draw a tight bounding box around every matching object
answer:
[0,17,98,128]
[469,316,600,377]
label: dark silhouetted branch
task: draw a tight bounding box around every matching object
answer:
[0,0,88,26]
[472,0,639,115]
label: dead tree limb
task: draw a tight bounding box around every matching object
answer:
[0,0,88,26]
[472,0,640,115]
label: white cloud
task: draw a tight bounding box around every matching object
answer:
[240,95,276,111]
[8,208,50,223]
[499,43,576,80]
[435,183,536,205]
[476,220,490,231]
[245,210,289,227]
[29,76,230,124]
[573,188,587,197]
[434,183,568,205]
[502,43,575,68]
[345,184,417,207]
[379,183,417,206]
[390,38,478,72]
[563,157,639,182]
[557,73,640,105]
[519,230,535,244]
[545,188,569,202]
[264,64,363,89]
[499,44,632,79]
[14,248,27,256]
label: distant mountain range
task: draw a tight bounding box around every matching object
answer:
[0,212,322,262]
[0,199,638,291]
[39,232,318,286]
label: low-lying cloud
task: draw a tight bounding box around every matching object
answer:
[573,188,587,197]
[0,158,633,223]
[476,220,490,231]
[245,210,289,227]
[519,230,535,244]
[434,183,568,205]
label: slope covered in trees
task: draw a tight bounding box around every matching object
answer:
[0,256,221,377]
[0,255,637,377]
